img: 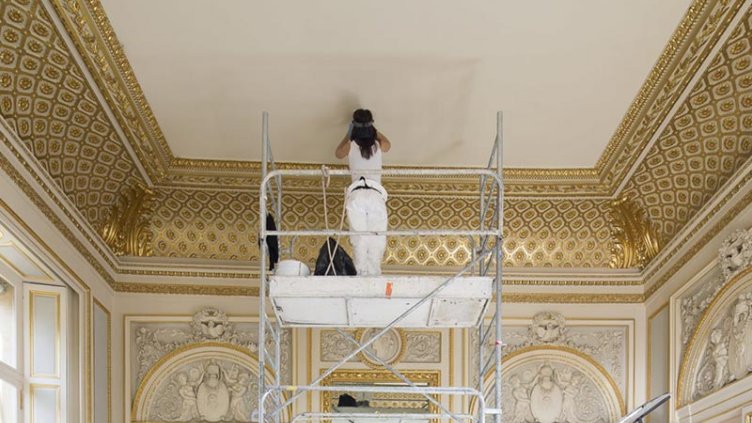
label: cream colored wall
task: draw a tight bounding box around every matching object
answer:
[648,305,670,422]
[94,301,111,423]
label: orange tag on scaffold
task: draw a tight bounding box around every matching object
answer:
[385,282,393,299]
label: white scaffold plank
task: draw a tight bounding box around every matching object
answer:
[331,408,431,423]
[269,276,492,328]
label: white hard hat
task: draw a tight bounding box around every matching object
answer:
[275,259,310,276]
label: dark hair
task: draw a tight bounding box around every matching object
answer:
[350,109,377,159]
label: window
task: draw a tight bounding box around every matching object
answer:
[24,285,67,423]
[0,379,18,423]
[0,277,20,423]
[0,280,16,368]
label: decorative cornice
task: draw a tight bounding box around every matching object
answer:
[596,0,744,191]
[110,282,259,297]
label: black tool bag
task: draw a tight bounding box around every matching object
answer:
[264,214,279,271]
[337,393,358,407]
[314,238,357,276]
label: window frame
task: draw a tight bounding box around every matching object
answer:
[0,265,24,423]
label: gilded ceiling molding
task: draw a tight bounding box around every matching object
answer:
[597,0,746,191]
[110,281,259,297]
[99,184,154,257]
[0,0,146,228]
[607,196,661,270]
[644,174,752,299]
[49,0,171,182]
[622,3,752,246]
[501,293,644,304]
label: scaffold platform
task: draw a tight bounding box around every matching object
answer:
[270,275,492,327]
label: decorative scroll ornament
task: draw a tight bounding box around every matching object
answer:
[607,196,661,269]
[719,228,752,281]
[99,184,155,257]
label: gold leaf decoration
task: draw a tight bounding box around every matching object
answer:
[100,185,154,256]
[608,196,661,269]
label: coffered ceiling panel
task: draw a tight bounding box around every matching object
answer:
[623,7,752,245]
[0,0,145,229]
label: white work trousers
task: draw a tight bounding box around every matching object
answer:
[346,188,387,275]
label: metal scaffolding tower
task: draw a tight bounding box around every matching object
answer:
[257,112,505,423]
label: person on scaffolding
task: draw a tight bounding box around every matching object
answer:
[335,109,391,275]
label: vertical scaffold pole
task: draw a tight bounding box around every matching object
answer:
[494,111,504,423]
[259,111,269,423]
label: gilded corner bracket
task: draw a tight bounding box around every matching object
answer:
[99,185,155,257]
[608,196,661,270]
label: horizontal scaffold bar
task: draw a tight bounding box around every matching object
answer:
[261,167,505,182]
[264,229,501,237]
[291,412,477,422]
[268,384,483,395]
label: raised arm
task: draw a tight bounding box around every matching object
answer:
[376,131,391,153]
[335,134,350,159]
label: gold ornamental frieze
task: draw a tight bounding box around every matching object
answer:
[149,188,612,268]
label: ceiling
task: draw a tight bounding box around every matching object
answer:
[100,0,691,168]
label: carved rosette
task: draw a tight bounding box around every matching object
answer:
[100,184,155,256]
[607,196,661,269]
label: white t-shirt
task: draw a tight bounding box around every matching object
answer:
[348,141,382,183]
